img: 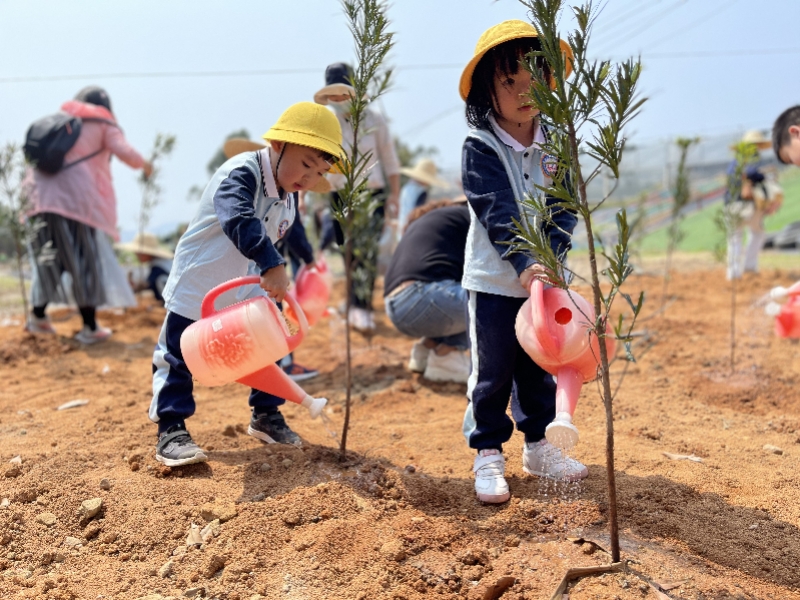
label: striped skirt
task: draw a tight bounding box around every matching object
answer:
[28,212,106,308]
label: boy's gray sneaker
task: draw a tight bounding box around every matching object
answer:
[248,412,302,447]
[155,425,208,467]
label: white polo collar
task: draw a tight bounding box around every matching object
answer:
[257,148,281,199]
[488,114,545,153]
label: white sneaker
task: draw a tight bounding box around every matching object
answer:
[75,325,112,345]
[26,315,56,335]
[424,350,470,383]
[473,449,510,503]
[408,341,430,373]
[348,307,375,333]
[522,439,588,482]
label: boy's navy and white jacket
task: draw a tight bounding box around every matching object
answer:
[163,149,294,321]
[461,115,577,298]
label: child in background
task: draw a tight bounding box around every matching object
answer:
[116,232,173,304]
[150,102,341,466]
[724,130,783,280]
[773,106,800,167]
[459,20,586,503]
[397,158,448,234]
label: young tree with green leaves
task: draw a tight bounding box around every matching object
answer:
[661,136,699,309]
[0,143,34,318]
[512,0,646,562]
[714,141,758,374]
[330,0,394,459]
[137,133,176,241]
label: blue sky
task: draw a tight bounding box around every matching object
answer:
[1,0,798,235]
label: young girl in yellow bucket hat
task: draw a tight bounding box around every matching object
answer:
[458,20,587,503]
[150,102,342,467]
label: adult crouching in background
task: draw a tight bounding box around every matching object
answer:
[383,199,470,383]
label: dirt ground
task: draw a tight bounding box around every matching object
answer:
[2,264,800,600]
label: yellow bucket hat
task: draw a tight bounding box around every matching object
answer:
[263,102,343,161]
[459,20,574,101]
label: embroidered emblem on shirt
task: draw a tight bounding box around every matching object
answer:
[278,219,290,239]
[540,153,559,179]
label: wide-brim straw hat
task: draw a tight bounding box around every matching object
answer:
[400,158,448,188]
[459,19,574,101]
[116,232,173,259]
[732,129,772,151]
[313,62,362,105]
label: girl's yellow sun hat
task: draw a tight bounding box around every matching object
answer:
[262,102,343,161]
[459,19,573,101]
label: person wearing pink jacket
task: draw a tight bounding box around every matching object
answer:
[24,86,153,344]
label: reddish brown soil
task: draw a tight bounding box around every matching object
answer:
[1,268,800,600]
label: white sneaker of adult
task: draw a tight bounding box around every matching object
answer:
[348,307,376,333]
[473,449,510,503]
[424,349,470,383]
[75,325,112,345]
[408,340,430,373]
[522,439,588,482]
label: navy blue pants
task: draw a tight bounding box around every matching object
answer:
[464,290,556,450]
[150,311,285,432]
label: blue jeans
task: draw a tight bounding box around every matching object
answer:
[384,280,468,349]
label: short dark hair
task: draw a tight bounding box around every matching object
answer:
[465,37,551,130]
[311,147,337,165]
[772,105,800,163]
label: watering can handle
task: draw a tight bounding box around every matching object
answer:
[201,276,262,319]
[530,278,561,357]
[198,276,309,349]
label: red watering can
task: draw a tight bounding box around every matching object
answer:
[515,279,616,451]
[766,282,800,338]
[181,276,327,418]
[292,256,332,327]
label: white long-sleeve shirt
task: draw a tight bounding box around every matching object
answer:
[325,107,401,192]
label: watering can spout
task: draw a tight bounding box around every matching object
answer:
[238,364,327,419]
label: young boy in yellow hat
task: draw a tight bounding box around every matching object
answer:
[458,20,586,504]
[150,102,341,466]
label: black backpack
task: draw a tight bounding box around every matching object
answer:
[24,112,113,174]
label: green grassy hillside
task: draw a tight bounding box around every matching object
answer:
[639,168,800,253]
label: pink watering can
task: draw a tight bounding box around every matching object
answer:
[180,276,327,418]
[516,279,616,451]
[292,256,332,327]
[766,282,800,338]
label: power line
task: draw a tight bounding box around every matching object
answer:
[3,43,798,84]
[593,0,688,54]
[605,47,800,60]
[0,63,465,84]
[592,0,684,47]
[645,0,741,51]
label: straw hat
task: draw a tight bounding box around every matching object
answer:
[459,20,574,101]
[313,63,358,105]
[116,232,173,259]
[733,130,772,151]
[400,158,447,188]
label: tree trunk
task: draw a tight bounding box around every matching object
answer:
[569,124,620,562]
[339,210,355,461]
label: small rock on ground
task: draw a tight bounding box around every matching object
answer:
[80,497,103,519]
[36,512,57,526]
